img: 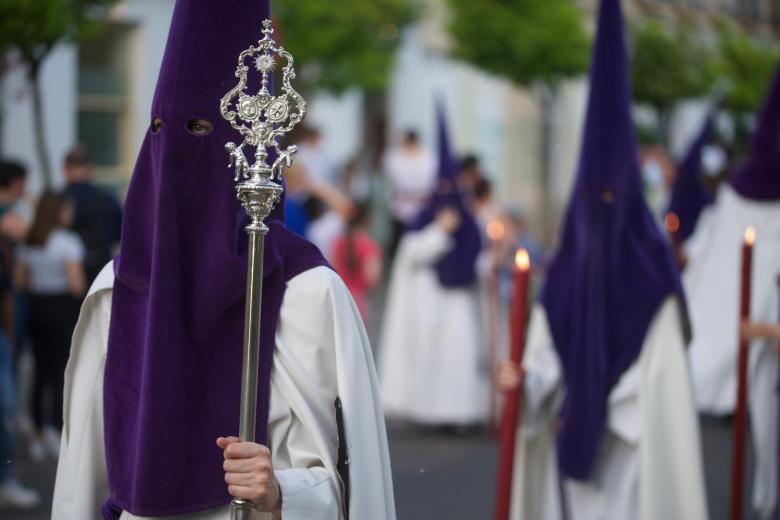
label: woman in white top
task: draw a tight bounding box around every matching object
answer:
[15,191,85,460]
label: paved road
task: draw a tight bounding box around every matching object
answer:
[2,416,763,519]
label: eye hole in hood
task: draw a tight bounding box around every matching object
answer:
[186,118,213,137]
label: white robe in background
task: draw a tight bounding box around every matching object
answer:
[510,298,708,520]
[379,223,489,425]
[52,263,395,520]
[684,184,780,517]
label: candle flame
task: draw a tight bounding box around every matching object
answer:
[515,248,530,271]
[745,226,756,246]
[664,212,680,234]
[486,219,505,241]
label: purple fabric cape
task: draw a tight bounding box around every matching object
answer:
[730,68,780,201]
[666,107,716,241]
[409,102,481,287]
[102,1,327,517]
[540,0,683,481]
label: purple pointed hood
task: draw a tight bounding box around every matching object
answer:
[666,105,717,241]
[730,68,780,200]
[410,102,481,287]
[540,0,682,480]
[102,0,327,517]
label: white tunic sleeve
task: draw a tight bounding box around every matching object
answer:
[396,224,452,266]
[638,297,709,520]
[51,272,113,519]
[52,264,395,520]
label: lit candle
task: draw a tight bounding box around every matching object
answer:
[486,219,506,432]
[495,249,530,520]
[665,211,684,268]
[730,226,755,520]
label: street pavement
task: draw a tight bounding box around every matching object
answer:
[1,416,763,519]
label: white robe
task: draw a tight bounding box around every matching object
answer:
[684,184,780,517]
[378,223,489,424]
[52,263,396,520]
[510,298,709,520]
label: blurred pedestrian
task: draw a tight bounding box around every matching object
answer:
[0,160,33,242]
[296,126,336,184]
[303,175,354,262]
[15,192,85,461]
[331,204,382,325]
[0,325,39,510]
[63,145,122,285]
[0,161,33,356]
[0,161,39,511]
[471,176,503,238]
[340,156,371,201]
[458,154,482,200]
[379,107,486,427]
[382,129,437,260]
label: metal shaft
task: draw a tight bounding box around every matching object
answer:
[231,229,266,518]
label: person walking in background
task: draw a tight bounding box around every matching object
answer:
[15,192,85,461]
[0,161,33,243]
[296,126,337,184]
[0,160,40,511]
[62,145,122,285]
[379,107,486,428]
[332,204,383,327]
[382,129,437,260]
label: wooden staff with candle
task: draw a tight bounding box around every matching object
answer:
[494,248,531,520]
[487,218,506,432]
[730,226,756,520]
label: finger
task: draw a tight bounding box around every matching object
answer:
[216,436,240,449]
[225,471,270,487]
[223,457,271,474]
[224,442,270,460]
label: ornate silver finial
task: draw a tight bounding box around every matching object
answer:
[220,19,307,233]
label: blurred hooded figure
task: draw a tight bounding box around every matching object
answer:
[51,1,395,519]
[497,1,707,518]
[684,68,780,518]
[378,103,487,426]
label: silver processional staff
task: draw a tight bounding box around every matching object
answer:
[219,19,306,520]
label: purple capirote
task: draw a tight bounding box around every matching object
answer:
[540,0,683,481]
[409,102,481,288]
[730,68,780,201]
[102,0,327,517]
[666,105,717,241]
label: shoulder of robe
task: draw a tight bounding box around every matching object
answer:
[87,261,116,298]
[284,265,351,312]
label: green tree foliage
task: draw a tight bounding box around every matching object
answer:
[446,0,589,238]
[274,0,417,94]
[709,21,779,114]
[0,0,119,184]
[630,20,711,116]
[447,0,589,87]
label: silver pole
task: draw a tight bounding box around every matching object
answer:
[238,231,265,444]
[231,230,265,518]
[219,19,307,519]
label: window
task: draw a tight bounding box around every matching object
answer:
[77,23,135,185]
